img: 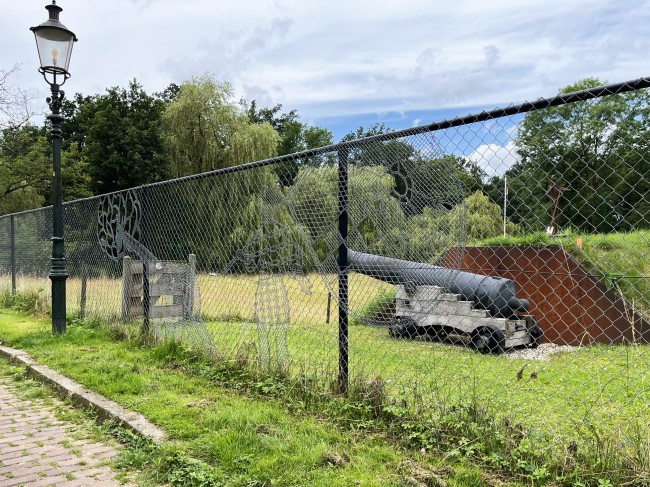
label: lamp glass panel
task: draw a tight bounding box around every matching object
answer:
[34,27,74,73]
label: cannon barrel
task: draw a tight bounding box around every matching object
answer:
[348,250,529,319]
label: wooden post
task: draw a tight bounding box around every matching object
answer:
[185,254,196,320]
[79,265,87,319]
[122,256,133,321]
[326,291,331,324]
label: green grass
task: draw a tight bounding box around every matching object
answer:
[1,231,649,485]
[0,309,514,487]
[200,315,650,448]
[2,310,649,486]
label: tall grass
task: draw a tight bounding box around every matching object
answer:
[0,288,50,315]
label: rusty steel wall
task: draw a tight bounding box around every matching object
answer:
[440,246,650,346]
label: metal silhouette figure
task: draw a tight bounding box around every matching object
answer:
[227,186,314,372]
[546,180,570,235]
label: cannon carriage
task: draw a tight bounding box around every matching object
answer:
[349,250,543,354]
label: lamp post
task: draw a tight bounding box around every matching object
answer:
[30,1,77,335]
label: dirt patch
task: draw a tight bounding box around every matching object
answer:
[397,459,449,487]
[320,451,350,468]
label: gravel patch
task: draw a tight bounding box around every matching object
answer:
[505,342,577,360]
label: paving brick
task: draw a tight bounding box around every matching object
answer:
[23,475,67,487]
[0,377,130,487]
[0,472,42,487]
[0,463,46,480]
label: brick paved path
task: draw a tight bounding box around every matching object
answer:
[0,377,131,487]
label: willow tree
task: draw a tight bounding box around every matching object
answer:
[157,76,281,269]
[162,76,279,177]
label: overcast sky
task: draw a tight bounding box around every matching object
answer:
[3,0,649,143]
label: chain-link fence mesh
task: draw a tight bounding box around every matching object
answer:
[1,78,649,476]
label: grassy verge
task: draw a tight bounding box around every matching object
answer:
[0,308,520,487]
[2,308,649,486]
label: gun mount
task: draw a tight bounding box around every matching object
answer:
[348,250,543,353]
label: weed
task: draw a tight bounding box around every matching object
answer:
[0,289,49,315]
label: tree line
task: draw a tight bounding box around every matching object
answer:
[1,71,648,239]
[486,78,650,233]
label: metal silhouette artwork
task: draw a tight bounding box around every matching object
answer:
[97,191,148,261]
[96,191,212,349]
[227,186,315,372]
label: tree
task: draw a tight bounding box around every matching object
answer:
[58,143,93,203]
[450,191,518,241]
[303,125,334,154]
[340,123,404,165]
[155,82,181,104]
[0,124,47,179]
[0,65,35,130]
[163,76,279,177]
[243,100,334,185]
[288,165,407,262]
[455,156,487,195]
[340,125,471,217]
[341,124,419,214]
[513,78,650,232]
[74,80,167,194]
[0,66,41,213]
[0,125,48,213]
[243,100,302,155]
[156,76,281,269]
[60,92,93,152]
[0,123,91,214]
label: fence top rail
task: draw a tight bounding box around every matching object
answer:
[1,75,648,220]
[0,206,49,220]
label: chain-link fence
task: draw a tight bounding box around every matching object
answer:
[1,78,649,478]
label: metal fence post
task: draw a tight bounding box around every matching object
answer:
[141,187,150,336]
[337,147,349,395]
[10,215,16,295]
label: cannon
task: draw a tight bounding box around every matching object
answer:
[348,250,543,353]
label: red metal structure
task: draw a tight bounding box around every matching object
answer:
[440,246,650,345]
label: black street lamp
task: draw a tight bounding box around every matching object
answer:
[30,1,77,335]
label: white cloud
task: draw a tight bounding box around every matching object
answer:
[468,140,519,178]
[5,0,650,127]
